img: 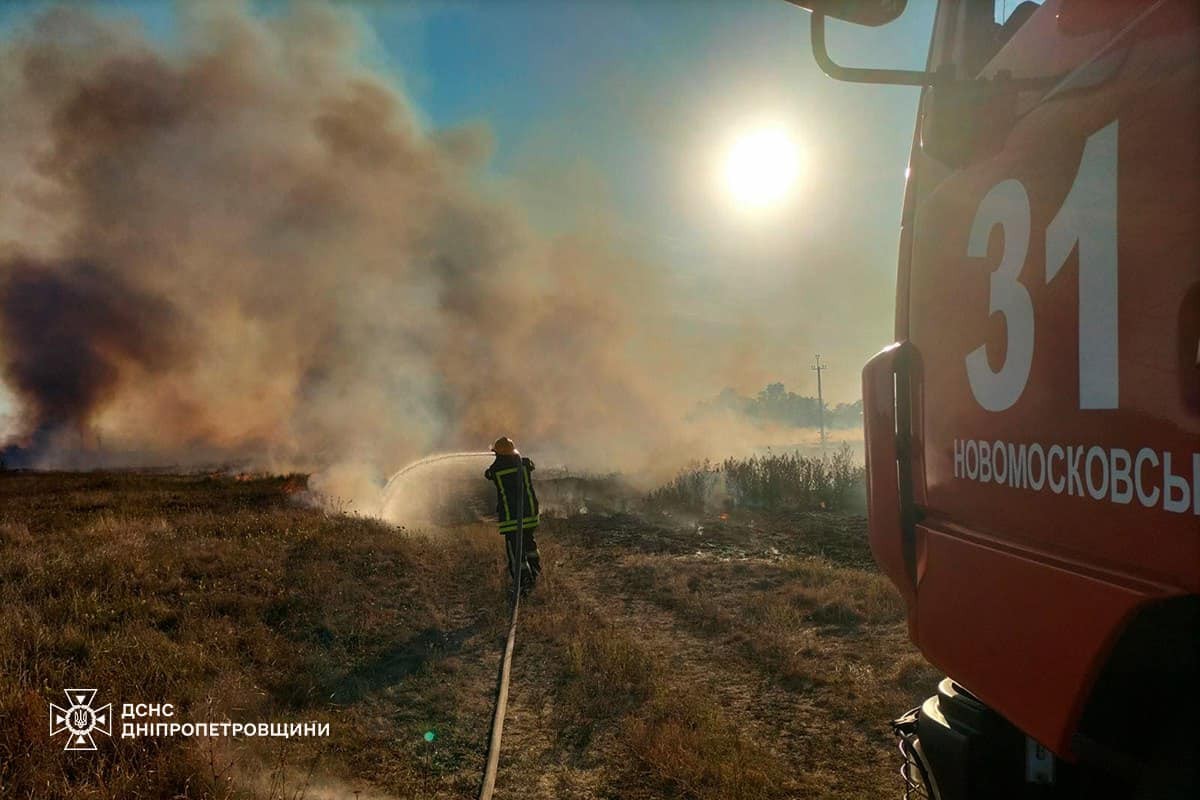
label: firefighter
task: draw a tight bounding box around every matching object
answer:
[483,436,541,593]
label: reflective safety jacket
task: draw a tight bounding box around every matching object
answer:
[484,454,540,534]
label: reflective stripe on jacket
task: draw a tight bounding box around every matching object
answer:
[484,454,539,532]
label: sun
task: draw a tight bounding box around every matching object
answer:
[722,125,801,212]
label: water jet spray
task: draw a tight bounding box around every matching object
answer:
[377,451,493,518]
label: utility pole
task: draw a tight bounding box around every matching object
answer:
[811,354,828,447]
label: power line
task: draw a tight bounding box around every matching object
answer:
[811,354,828,447]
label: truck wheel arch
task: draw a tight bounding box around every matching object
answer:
[1072,595,1200,779]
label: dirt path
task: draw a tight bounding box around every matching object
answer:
[560,544,895,799]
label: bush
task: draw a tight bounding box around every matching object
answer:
[643,459,721,510]
[647,445,864,513]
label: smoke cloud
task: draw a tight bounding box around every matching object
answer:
[0,3,814,492]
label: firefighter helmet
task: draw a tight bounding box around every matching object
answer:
[491,436,518,455]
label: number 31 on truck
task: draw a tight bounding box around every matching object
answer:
[783,1,1198,798]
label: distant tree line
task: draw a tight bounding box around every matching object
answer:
[691,382,863,430]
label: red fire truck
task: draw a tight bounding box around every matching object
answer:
[788,1,1199,797]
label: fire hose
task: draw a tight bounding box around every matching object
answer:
[477,459,526,800]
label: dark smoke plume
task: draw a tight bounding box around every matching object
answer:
[0,259,184,465]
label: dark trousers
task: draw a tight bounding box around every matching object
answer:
[503,525,541,588]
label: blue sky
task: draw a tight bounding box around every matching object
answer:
[0,0,938,405]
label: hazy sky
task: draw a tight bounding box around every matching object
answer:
[0,0,937,419]
[375,0,938,404]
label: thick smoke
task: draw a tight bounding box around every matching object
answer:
[0,3,696,483]
[0,259,185,457]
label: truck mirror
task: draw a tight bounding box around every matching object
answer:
[794,5,1061,93]
[782,0,907,27]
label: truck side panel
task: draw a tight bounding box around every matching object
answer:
[901,0,1200,756]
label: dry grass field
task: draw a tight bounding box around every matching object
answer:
[0,470,938,799]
